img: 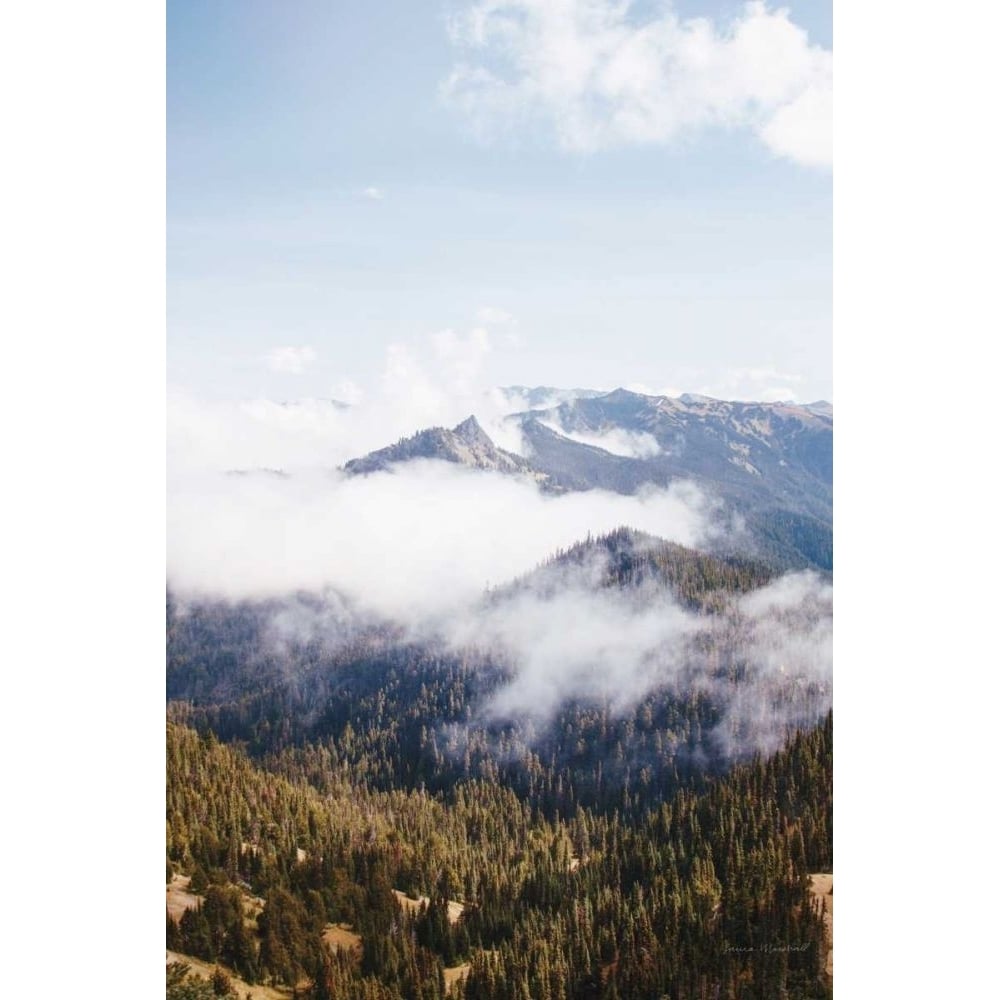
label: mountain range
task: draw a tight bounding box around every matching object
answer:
[342,387,832,570]
[168,386,835,999]
[342,414,548,483]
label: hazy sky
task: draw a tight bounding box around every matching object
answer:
[168,1,832,405]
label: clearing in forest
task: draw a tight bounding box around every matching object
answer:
[167,873,264,926]
[808,872,833,977]
[167,950,293,1000]
[166,874,201,922]
[322,922,362,955]
[392,889,465,924]
[444,962,470,993]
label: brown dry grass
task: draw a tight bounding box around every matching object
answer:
[166,874,201,922]
[167,950,294,1000]
[166,874,265,928]
[808,873,833,978]
[322,914,469,994]
[444,962,470,994]
[169,876,473,994]
[392,889,465,925]
[323,922,362,955]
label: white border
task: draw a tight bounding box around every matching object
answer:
[1,0,165,991]
[836,1,998,994]
[3,0,998,994]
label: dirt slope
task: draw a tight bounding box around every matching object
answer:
[808,872,833,977]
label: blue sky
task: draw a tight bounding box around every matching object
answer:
[168,0,832,405]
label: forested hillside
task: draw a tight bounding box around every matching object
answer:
[167,713,831,999]
[167,529,832,999]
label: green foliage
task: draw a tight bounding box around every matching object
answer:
[210,966,234,996]
[167,963,217,1000]
[167,537,832,998]
[166,712,832,999]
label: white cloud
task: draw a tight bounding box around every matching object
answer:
[442,0,832,168]
[450,579,699,720]
[377,326,504,437]
[620,367,805,403]
[476,305,515,325]
[332,378,365,406]
[758,77,832,168]
[714,570,832,756]
[756,385,800,403]
[167,460,718,622]
[262,345,318,375]
[475,307,523,347]
[434,554,831,749]
[169,324,723,622]
[362,186,385,200]
[430,326,493,392]
[725,366,803,385]
[624,381,686,399]
[168,343,829,757]
[703,366,804,402]
[537,418,662,458]
[170,323,532,477]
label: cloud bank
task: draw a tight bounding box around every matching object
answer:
[168,461,719,621]
[446,560,831,755]
[169,323,722,622]
[169,322,830,760]
[449,576,698,721]
[443,0,831,168]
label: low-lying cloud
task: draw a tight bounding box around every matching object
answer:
[716,570,832,756]
[169,325,831,762]
[167,459,719,622]
[169,325,721,620]
[437,560,832,758]
[537,418,662,459]
[449,579,697,721]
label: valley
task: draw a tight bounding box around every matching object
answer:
[167,387,833,1000]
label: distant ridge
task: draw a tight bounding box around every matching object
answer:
[342,415,550,483]
[342,387,832,571]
